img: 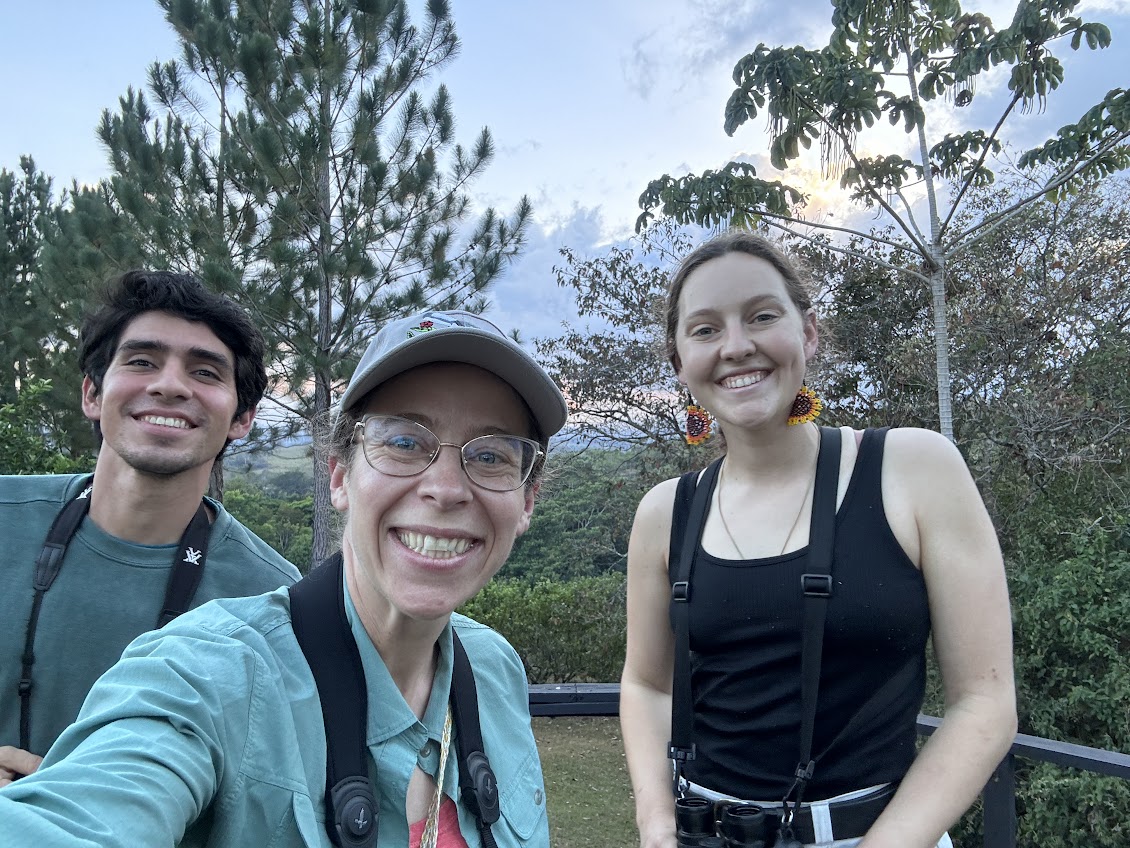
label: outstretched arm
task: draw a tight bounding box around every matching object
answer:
[0,629,255,847]
[861,428,1017,848]
[621,478,681,848]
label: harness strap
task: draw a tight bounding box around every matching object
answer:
[289,554,498,848]
[19,477,210,752]
[290,553,375,848]
[783,426,841,830]
[451,633,501,848]
[668,457,723,786]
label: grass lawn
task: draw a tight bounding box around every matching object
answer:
[532,716,639,848]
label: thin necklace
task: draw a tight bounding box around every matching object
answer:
[717,426,818,558]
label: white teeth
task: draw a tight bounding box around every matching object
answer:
[397,531,472,559]
[142,415,191,429]
[721,372,766,389]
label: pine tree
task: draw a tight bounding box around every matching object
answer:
[0,157,95,458]
[64,0,531,559]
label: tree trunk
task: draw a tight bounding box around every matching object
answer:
[310,0,336,566]
[208,458,225,502]
[928,259,954,442]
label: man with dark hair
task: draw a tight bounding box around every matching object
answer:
[0,270,301,785]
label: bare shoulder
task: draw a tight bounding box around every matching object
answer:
[629,474,689,573]
[883,426,973,490]
[880,428,985,568]
[632,475,681,540]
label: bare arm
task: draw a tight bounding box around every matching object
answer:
[860,428,1017,848]
[621,478,680,848]
[0,747,42,787]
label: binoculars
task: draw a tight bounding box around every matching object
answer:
[675,796,778,848]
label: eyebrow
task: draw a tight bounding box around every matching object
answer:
[392,413,521,439]
[682,294,786,323]
[117,339,234,375]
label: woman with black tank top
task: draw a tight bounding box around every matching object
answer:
[620,232,1016,848]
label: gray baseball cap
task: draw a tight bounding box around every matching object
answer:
[339,310,568,437]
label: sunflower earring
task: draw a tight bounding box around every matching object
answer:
[787,384,823,426]
[684,397,713,445]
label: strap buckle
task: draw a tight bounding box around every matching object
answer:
[672,581,690,602]
[801,573,832,597]
[668,742,697,762]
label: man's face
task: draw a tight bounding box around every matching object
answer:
[82,311,254,479]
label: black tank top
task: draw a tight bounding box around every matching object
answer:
[670,427,930,800]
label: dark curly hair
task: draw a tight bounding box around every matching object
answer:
[79,270,268,445]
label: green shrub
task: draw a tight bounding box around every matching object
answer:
[0,380,90,475]
[461,574,626,684]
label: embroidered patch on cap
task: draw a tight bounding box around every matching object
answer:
[405,313,467,339]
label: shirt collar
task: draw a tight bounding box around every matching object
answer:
[342,569,454,747]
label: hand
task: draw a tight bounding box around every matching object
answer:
[0,745,43,786]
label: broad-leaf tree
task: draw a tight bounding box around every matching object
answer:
[638,0,1130,440]
[536,219,697,459]
[62,0,531,558]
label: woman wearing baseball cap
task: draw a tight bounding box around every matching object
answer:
[0,310,567,848]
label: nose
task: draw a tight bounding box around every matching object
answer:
[146,364,193,399]
[417,444,474,507]
[719,320,756,360]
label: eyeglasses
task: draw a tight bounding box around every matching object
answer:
[352,415,543,492]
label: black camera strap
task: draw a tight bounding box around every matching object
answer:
[289,553,500,848]
[18,476,211,751]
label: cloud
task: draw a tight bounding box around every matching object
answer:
[620,0,839,101]
[485,206,610,343]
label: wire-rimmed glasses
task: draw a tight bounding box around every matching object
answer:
[352,414,543,492]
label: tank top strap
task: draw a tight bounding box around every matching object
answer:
[844,427,891,513]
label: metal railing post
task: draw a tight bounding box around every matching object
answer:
[982,752,1017,848]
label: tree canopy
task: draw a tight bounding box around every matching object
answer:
[637,0,1130,440]
[49,0,531,557]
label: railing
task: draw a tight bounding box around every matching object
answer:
[529,683,1130,848]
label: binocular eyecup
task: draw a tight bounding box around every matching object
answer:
[675,796,773,848]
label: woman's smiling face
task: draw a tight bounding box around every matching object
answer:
[674,252,818,431]
[330,362,537,626]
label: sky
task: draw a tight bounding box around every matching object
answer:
[2,0,1128,342]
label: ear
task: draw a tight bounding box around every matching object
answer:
[802,309,819,362]
[514,481,539,538]
[227,406,256,442]
[329,454,350,512]
[81,376,102,422]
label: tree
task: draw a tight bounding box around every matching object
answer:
[0,380,91,475]
[506,448,653,582]
[0,158,95,458]
[536,219,707,468]
[59,0,531,560]
[223,479,315,572]
[638,0,1130,440]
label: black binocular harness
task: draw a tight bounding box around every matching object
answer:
[668,427,917,845]
[289,553,501,848]
[19,476,212,752]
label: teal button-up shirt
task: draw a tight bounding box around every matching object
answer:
[0,584,549,847]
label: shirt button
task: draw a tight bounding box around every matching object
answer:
[420,741,436,758]
[534,788,543,806]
